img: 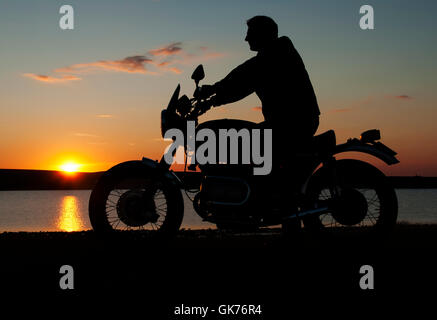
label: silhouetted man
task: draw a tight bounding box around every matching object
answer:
[200,15,320,189]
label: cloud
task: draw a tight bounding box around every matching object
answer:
[395,95,412,100]
[23,73,81,83]
[55,55,153,74]
[167,67,182,74]
[149,44,224,74]
[252,106,262,111]
[382,94,413,101]
[167,47,225,66]
[148,42,183,57]
[96,114,114,118]
[23,42,224,83]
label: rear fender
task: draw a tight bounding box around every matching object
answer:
[301,139,398,194]
[333,140,399,165]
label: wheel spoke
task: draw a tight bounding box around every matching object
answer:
[92,174,181,233]
[313,185,384,228]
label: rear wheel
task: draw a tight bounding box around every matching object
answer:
[89,162,184,236]
[303,159,398,234]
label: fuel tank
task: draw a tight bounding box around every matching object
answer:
[194,119,261,174]
[196,119,259,132]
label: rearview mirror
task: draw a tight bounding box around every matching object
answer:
[191,64,205,83]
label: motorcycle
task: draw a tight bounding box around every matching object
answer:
[89,64,399,236]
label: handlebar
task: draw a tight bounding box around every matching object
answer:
[187,97,214,119]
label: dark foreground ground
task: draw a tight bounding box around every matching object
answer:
[1,224,436,315]
[1,222,437,249]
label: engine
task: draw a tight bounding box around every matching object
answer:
[194,175,252,220]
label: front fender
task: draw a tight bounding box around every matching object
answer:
[102,158,182,188]
[334,140,399,165]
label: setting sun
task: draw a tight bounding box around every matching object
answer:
[60,162,81,173]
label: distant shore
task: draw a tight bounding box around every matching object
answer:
[1,169,437,190]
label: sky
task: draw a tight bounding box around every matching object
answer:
[0,0,436,176]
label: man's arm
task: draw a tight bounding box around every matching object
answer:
[210,58,257,106]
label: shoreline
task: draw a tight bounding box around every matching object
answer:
[2,169,437,190]
[1,223,436,249]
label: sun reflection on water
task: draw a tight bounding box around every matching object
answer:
[58,196,84,232]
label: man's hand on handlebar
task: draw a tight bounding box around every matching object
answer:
[191,96,216,118]
[199,97,215,112]
[195,84,216,100]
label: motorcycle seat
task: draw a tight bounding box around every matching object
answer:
[313,130,336,154]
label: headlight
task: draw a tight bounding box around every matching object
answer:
[161,109,169,138]
[161,109,183,138]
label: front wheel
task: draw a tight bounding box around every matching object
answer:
[303,159,398,234]
[89,162,184,236]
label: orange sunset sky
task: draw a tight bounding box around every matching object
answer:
[0,0,436,176]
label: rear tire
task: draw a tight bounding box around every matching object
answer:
[303,159,398,235]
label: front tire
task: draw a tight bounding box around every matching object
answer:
[89,162,184,236]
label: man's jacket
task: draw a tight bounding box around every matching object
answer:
[213,36,320,128]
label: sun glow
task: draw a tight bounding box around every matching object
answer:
[57,196,84,232]
[60,161,81,173]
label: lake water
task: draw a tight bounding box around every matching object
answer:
[0,189,436,232]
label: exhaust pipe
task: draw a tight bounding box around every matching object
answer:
[284,207,329,220]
